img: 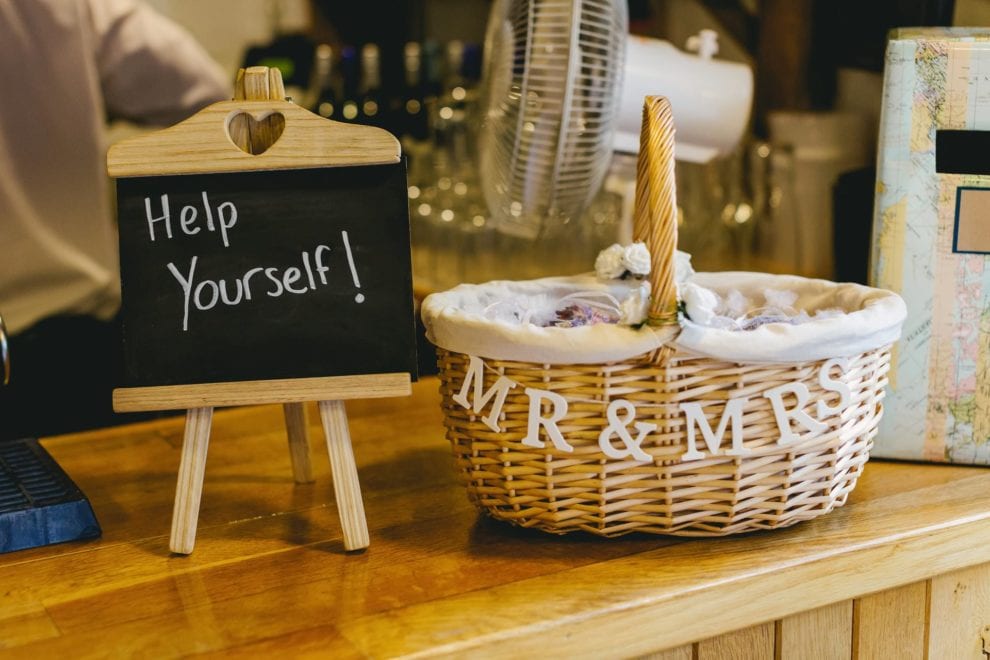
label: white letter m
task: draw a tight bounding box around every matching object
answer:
[679,398,750,461]
[452,355,517,432]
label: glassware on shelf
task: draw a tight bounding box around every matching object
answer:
[359,44,384,126]
[308,44,336,119]
[338,46,360,122]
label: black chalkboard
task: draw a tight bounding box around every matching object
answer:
[116,164,416,388]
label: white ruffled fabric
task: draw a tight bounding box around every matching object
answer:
[421,270,906,365]
[422,274,678,364]
[674,272,906,362]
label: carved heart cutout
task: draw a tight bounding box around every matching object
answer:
[227,111,286,155]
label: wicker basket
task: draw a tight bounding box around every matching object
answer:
[425,97,899,537]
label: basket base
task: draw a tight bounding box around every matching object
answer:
[468,491,851,538]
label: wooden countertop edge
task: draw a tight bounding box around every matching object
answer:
[339,472,990,659]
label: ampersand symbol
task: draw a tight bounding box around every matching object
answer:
[598,399,656,461]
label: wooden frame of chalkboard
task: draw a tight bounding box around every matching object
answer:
[107,68,416,555]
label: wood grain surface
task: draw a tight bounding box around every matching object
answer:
[696,623,773,659]
[318,399,370,551]
[927,564,990,659]
[853,582,928,659]
[4,377,990,657]
[107,99,399,177]
[112,372,411,412]
[169,406,213,555]
[777,601,852,660]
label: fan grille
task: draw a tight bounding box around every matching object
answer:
[480,0,627,238]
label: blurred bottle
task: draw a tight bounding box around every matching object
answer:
[402,42,432,199]
[405,42,438,288]
[359,43,384,126]
[308,44,337,120]
[400,42,429,143]
[460,44,482,101]
[402,40,493,291]
[432,45,464,199]
[339,46,361,122]
[450,43,482,174]
[421,41,443,110]
[444,41,465,98]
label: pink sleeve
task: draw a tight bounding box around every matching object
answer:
[85,0,231,126]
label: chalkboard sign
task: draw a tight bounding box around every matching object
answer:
[107,75,414,555]
[116,164,417,387]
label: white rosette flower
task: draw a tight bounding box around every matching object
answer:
[594,243,626,280]
[682,281,720,326]
[621,242,651,277]
[619,281,651,325]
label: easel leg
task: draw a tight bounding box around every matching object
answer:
[318,400,370,551]
[282,402,314,483]
[170,406,213,555]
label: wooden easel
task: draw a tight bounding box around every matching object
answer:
[109,67,411,554]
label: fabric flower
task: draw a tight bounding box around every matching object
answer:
[619,281,651,325]
[682,282,720,325]
[595,244,626,280]
[621,242,651,277]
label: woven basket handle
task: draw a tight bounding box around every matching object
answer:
[633,97,679,331]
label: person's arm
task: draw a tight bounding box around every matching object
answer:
[84,0,231,126]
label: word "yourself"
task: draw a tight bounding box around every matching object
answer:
[169,246,331,332]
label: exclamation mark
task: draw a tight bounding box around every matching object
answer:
[341,230,364,303]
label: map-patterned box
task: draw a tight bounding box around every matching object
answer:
[871,28,990,464]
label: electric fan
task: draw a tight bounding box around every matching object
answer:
[478,0,753,239]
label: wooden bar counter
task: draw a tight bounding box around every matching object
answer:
[3,377,990,658]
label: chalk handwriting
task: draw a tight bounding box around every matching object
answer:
[167,243,333,332]
[144,192,238,248]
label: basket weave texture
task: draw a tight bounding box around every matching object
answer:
[433,97,894,536]
[437,347,890,536]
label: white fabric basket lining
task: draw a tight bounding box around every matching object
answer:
[422,271,906,364]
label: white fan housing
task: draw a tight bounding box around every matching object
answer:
[479,0,628,239]
[478,0,754,239]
